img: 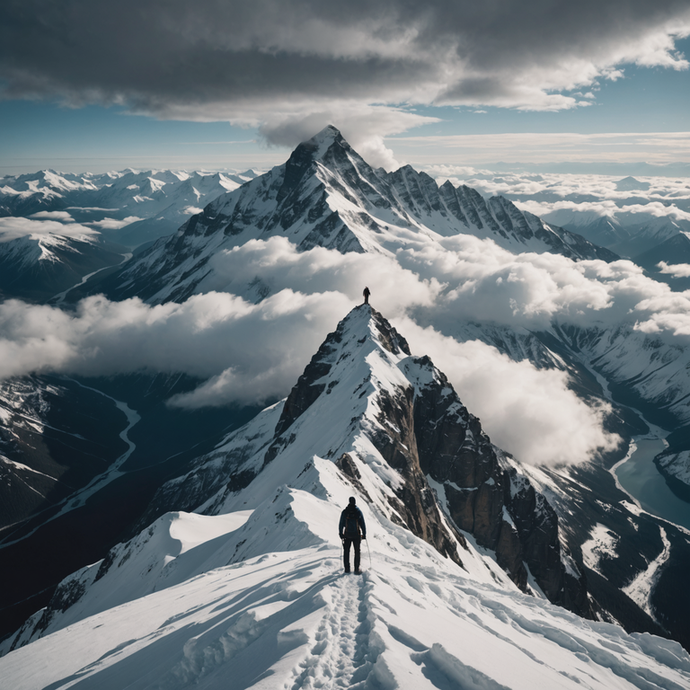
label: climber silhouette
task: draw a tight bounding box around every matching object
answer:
[339,496,366,573]
[363,287,370,305]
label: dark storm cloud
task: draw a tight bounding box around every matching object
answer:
[1,1,689,147]
[0,1,427,103]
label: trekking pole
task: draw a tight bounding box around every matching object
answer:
[366,537,372,570]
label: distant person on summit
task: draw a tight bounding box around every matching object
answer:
[339,497,366,574]
[363,286,370,305]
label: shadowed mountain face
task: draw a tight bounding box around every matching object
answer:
[0,234,126,303]
[632,232,690,291]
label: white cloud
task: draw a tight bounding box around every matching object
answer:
[0,291,351,407]
[5,234,684,467]
[393,132,690,167]
[204,236,690,343]
[527,200,690,223]
[200,236,442,317]
[88,216,142,231]
[658,261,690,277]
[0,216,99,243]
[394,318,620,466]
[29,211,75,221]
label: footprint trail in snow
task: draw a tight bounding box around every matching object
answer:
[290,573,377,689]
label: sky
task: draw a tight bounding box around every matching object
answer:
[1,0,689,175]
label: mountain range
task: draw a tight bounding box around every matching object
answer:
[0,168,259,247]
[542,207,690,260]
[0,167,261,302]
[64,126,617,304]
[1,126,690,687]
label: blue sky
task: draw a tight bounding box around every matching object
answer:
[1,2,688,175]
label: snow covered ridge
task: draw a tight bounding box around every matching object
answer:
[3,307,582,640]
[430,166,690,261]
[139,305,589,612]
[2,306,690,689]
[82,125,616,304]
[0,167,261,249]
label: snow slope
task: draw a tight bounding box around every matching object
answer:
[3,525,689,690]
[2,306,689,689]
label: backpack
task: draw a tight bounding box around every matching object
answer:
[343,506,361,538]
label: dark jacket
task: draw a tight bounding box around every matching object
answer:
[339,504,366,539]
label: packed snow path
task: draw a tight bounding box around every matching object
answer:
[290,572,375,689]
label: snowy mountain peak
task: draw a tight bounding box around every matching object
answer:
[281,125,352,186]
[73,126,617,304]
[320,303,411,358]
[271,304,411,441]
[301,124,346,159]
[616,175,651,192]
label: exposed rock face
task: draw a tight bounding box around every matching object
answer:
[4,575,89,654]
[405,358,590,611]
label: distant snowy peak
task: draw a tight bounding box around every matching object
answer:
[0,232,124,302]
[1,232,94,266]
[616,176,651,192]
[142,304,590,615]
[83,126,616,304]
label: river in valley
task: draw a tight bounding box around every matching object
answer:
[613,435,690,531]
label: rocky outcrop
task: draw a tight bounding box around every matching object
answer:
[370,349,593,616]
[261,304,592,616]
[404,356,591,612]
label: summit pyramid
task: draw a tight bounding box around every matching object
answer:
[68,126,617,304]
